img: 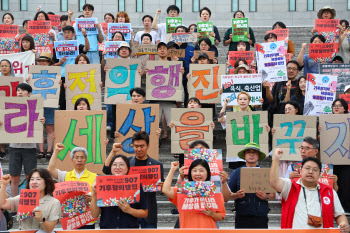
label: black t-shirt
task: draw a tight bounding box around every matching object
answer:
[271,79,298,114]
[135,158,148,166]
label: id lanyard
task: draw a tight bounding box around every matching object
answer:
[302,187,322,217]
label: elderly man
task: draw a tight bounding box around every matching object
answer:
[270,149,349,232]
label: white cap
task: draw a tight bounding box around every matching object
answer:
[344,85,350,93]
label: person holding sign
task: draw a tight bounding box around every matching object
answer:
[0,168,61,232]
[224,10,255,52]
[91,144,148,229]
[311,6,337,35]
[191,38,218,64]
[270,150,349,232]
[33,11,56,42]
[194,7,220,47]
[228,142,274,229]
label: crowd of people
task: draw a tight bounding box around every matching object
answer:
[0,3,350,232]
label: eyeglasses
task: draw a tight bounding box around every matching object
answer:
[303,166,320,173]
[287,67,298,71]
[333,105,344,109]
[299,146,316,151]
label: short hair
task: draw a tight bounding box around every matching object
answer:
[47,12,55,15]
[116,11,130,23]
[141,33,152,42]
[74,97,91,110]
[340,19,349,28]
[187,97,201,106]
[112,31,126,41]
[22,19,29,27]
[303,136,320,150]
[272,21,287,29]
[34,11,49,21]
[332,98,349,113]
[75,54,90,64]
[130,87,146,97]
[2,13,14,22]
[83,4,94,11]
[167,5,180,14]
[26,169,55,195]
[78,15,84,18]
[287,60,300,70]
[189,140,210,149]
[132,131,149,145]
[199,7,211,17]
[233,10,245,18]
[21,35,35,52]
[284,101,302,115]
[104,13,115,21]
[108,155,130,175]
[60,15,69,22]
[264,32,278,41]
[237,91,250,101]
[142,15,153,22]
[234,59,248,68]
[62,26,75,34]
[301,157,322,172]
[70,147,88,159]
[198,37,212,47]
[175,25,188,33]
[310,34,326,43]
[188,159,211,181]
[16,83,32,93]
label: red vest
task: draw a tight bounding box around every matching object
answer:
[281,180,334,228]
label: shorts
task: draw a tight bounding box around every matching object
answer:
[44,108,57,125]
[9,148,37,176]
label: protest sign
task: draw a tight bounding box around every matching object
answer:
[176,181,222,212]
[188,64,225,103]
[0,51,35,80]
[108,23,131,40]
[197,22,214,44]
[184,149,223,176]
[166,33,197,43]
[292,163,334,187]
[232,18,248,42]
[0,97,43,143]
[304,73,337,116]
[320,114,350,165]
[339,94,350,109]
[266,29,289,50]
[309,43,338,63]
[105,59,141,104]
[315,19,340,43]
[319,64,350,98]
[28,65,61,108]
[133,44,157,55]
[192,51,215,60]
[54,40,79,59]
[48,15,61,33]
[0,76,23,96]
[171,108,213,154]
[76,18,98,35]
[167,49,185,58]
[0,24,19,54]
[146,61,183,101]
[53,181,97,230]
[96,175,140,207]
[226,111,268,162]
[65,64,101,110]
[273,115,317,161]
[28,21,53,54]
[166,17,182,33]
[240,168,275,193]
[104,41,122,58]
[16,189,39,221]
[221,74,262,106]
[98,22,108,51]
[129,165,161,192]
[54,110,107,174]
[228,51,254,68]
[256,41,287,82]
[116,104,159,159]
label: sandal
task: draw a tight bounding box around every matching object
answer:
[45,152,52,159]
[38,152,45,159]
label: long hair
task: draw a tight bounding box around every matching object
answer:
[21,35,35,52]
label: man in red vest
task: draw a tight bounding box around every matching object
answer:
[270,148,349,232]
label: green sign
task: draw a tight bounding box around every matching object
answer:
[166,17,183,34]
[197,22,214,44]
[232,18,249,42]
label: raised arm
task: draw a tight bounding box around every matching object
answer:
[104,143,122,167]
[263,80,274,103]
[48,143,65,179]
[81,28,90,52]
[152,9,161,30]
[218,98,229,123]
[297,43,307,68]
[0,175,11,210]
[270,148,285,193]
[162,161,179,199]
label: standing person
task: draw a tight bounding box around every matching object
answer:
[0,83,45,197]
[115,11,135,46]
[151,5,181,43]
[271,21,295,57]
[285,76,306,113]
[2,13,14,24]
[229,142,274,229]
[338,19,350,63]
[194,7,221,47]
[0,169,61,232]
[224,10,255,51]
[33,11,56,42]
[312,6,337,35]
[104,13,114,23]
[270,150,349,232]
[103,132,164,228]
[56,11,73,41]
[134,15,160,45]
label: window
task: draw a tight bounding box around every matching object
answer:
[79,0,86,12]
[175,0,182,12]
[289,0,296,11]
[1,0,9,10]
[20,0,27,11]
[119,0,125,11]
[136,0,143,12]
[193,0,200,12]
[307,0,314,11]
[232,0,239,12]
[61,0,68,12]
[249,0,256,12]
[348,0,350,10]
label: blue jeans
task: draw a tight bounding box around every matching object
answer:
[106,104,113,127]
[139,218,157,229]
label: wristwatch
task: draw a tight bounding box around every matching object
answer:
[265,195,269,201]
[39,218,46,223]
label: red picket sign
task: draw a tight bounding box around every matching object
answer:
[0,24,19,54]
[184,149,223,176]
[315,19,340,43]
[17,189,40,221]
[129,165,161,192]
[309,43,338,63]
[228,51,254,68]
[339,94,350,110]
[28,21,53,54]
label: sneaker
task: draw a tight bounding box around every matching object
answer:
[0,151,5,160]
[106,126,112,131]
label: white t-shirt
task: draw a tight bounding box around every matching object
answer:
[156,23,166,43]
[134,30,160,44]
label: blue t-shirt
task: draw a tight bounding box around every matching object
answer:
[303,54,320,75]
[77,34,98,52]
